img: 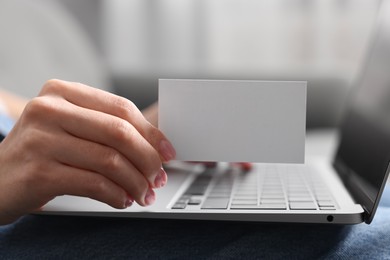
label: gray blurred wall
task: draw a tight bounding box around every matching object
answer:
[2,0,383,128]
[0,0,109,98]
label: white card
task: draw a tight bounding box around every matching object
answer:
[158,79,306,163]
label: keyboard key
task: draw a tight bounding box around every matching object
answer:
[172,203,187,209]
[235,190,258,195]
[208,192,231,198]
[201,198,230,209]
[230,205,260,209]
[188,198,202,205]
[260,199,285,204]
[185,186,208,195]
[233,194,258,199]
[289,202,317,210]
[262,190,283,194]
[176,199,189,204]
[231,199,257,205]
[258,204,287,209]
[288,197,315,202]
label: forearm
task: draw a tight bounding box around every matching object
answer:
[0,90,28,119]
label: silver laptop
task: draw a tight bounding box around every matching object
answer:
[41,0,390,224]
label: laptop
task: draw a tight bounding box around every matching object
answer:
[41,0,390,224]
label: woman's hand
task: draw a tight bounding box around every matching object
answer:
[0,79,176,225]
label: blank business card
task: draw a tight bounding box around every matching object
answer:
[158,79,306,163]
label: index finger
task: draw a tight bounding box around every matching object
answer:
[40,79,176,162]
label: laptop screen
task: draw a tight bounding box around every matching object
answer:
[334,2,390,224]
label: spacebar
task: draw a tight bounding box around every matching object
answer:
[201,198,230,209]
[230,204,287,210]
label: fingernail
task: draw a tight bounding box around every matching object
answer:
[124,196,134,208]
[144,189,156,206]
[159,140,176,162]
[241,162,253,172]
[154,168,168,188]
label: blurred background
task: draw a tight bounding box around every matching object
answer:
[0,0,382,128]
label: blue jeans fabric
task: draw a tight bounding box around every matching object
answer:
[1,186,390,259]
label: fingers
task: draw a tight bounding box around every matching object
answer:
[40,79,176,162]
[232,162,253,172]
[57,103,161,186]
[51,134,163,206]
[35,79,173,190]
[23,79,175,208]
[48,164,134,209]
[188,161,252,171]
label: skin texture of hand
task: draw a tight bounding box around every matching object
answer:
[0,79,176,225]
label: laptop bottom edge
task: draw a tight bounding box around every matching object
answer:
[36,209,364,224]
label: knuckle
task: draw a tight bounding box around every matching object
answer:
[113,97,138,119]
[111,119,134,143]
[87,177,109,195]
[21,128,44,150]
[40,79,65,95]
[100,149,122,173]
[23,97,57,119]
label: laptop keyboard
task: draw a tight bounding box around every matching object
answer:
[171,164,337,211]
